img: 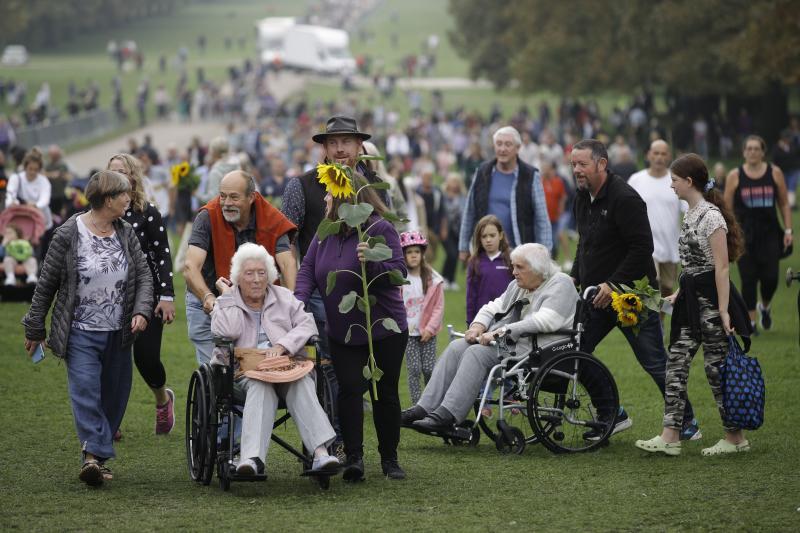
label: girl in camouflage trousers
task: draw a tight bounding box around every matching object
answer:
[636,153,752,457]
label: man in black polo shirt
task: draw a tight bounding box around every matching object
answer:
[569,139,699,441]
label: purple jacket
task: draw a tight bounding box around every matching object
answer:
[466,251,514,324]
[295,216,408,345]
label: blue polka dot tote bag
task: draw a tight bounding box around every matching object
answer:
[721,336,765,430]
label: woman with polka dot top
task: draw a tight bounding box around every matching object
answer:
[107,153,177,436]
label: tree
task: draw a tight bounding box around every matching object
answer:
[449,0,800,141]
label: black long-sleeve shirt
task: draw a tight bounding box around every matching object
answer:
[570,173,658,290]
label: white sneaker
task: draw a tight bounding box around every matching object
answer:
[4,275,15,286]
[311,454,340,472]
[448,282,460,291]
[236,458,258,476]
[26,274,37,284]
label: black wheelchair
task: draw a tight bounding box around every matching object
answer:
[408,287,620,454]
[185,336,339,491]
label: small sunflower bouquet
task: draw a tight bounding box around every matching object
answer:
[610,277,663,335]
[170,161,200,192]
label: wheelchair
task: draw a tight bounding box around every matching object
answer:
[185,335,339,491]
[410,286,620,455]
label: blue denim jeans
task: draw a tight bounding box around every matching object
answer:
[65,328,132,461]
[581,306,695,425]
[186,291,213,365]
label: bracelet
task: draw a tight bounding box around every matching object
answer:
[785,228,793,235]
[202,292,214,303]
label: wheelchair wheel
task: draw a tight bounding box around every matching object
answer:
[316,364,337,429]
[198,364,218,486]
[185,369,208,482]
[527,351,619,454]
[474,371,538,447]
[494,423,526,455]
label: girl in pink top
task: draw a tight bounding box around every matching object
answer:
[400,231,444,404]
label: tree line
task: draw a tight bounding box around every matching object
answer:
[448,0,800,143]
[0,0,210,49]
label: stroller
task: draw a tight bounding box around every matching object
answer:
[0,205,45,301]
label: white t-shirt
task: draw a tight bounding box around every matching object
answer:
[628,169,686,264]
[6,172,53,229]
[403,273,424,337]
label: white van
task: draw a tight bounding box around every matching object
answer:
[281,25,355,75]
[1,45,29,66]
[255,17,295,65]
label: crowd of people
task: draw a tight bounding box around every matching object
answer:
[10,100,795,488]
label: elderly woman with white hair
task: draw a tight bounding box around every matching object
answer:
[401,243,578,432]
[211,243,339,476]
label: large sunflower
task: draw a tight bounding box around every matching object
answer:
[317,163,354,199]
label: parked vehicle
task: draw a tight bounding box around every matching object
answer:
[281,25,355,75]
[1,45,29,66]
[255,17,296,65]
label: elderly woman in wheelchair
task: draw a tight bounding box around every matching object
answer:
[210,243,339,477]
[401,243,620,454]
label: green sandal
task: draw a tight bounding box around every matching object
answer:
[634,435,682,456]
[701,439,750,456]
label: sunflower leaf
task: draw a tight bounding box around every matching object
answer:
[345,325,353,344]
[338,291,358,314]
[362,242,392,262]
[388,269,410,286]
[367,235,386,247]
[380,211,409,224]
[381,317,401,333]
[317,219,342,241]
[362,365,372,379]
[325,270,337,296]
[338,202,373,227]
[371,366,384,382]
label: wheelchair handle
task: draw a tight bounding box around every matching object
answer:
[582,285,599,302]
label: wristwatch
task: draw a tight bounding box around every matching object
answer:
[785,228,793,235]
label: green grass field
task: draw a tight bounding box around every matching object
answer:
[1,0,799,530]
[0,243,798,531]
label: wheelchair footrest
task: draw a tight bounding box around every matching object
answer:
[228,473,268,482]
[300,465,342,477]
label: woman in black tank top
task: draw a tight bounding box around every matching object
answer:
[723,135,793,332]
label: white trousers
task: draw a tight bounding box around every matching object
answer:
[239,374,336,462]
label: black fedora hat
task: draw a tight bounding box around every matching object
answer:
[312,115,371,143]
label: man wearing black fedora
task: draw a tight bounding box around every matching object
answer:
[281,115,388,463]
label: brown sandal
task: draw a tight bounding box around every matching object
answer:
[79,459,103,486]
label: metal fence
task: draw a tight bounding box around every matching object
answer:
[15,109,120,148]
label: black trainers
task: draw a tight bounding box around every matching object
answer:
[758,304,772,330]
[400,405,427,427]
[381,459,406,480]
[342,455,365,483]
[412,411,455,433]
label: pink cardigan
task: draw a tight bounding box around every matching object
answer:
[402,272,445,336]
[210,283,318,365]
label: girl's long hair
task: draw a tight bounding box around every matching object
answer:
[467,215,512,280]
[405,245,433,295]
[670,153,744,262]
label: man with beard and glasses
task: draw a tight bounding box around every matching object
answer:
[569,139,701,443]
[183,170,297,364]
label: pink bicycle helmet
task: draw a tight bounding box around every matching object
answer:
[399,230,428,250]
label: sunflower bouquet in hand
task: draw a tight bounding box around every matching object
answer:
[170,161,200,192]
[316,158,408,399]
[610,276,662,335]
